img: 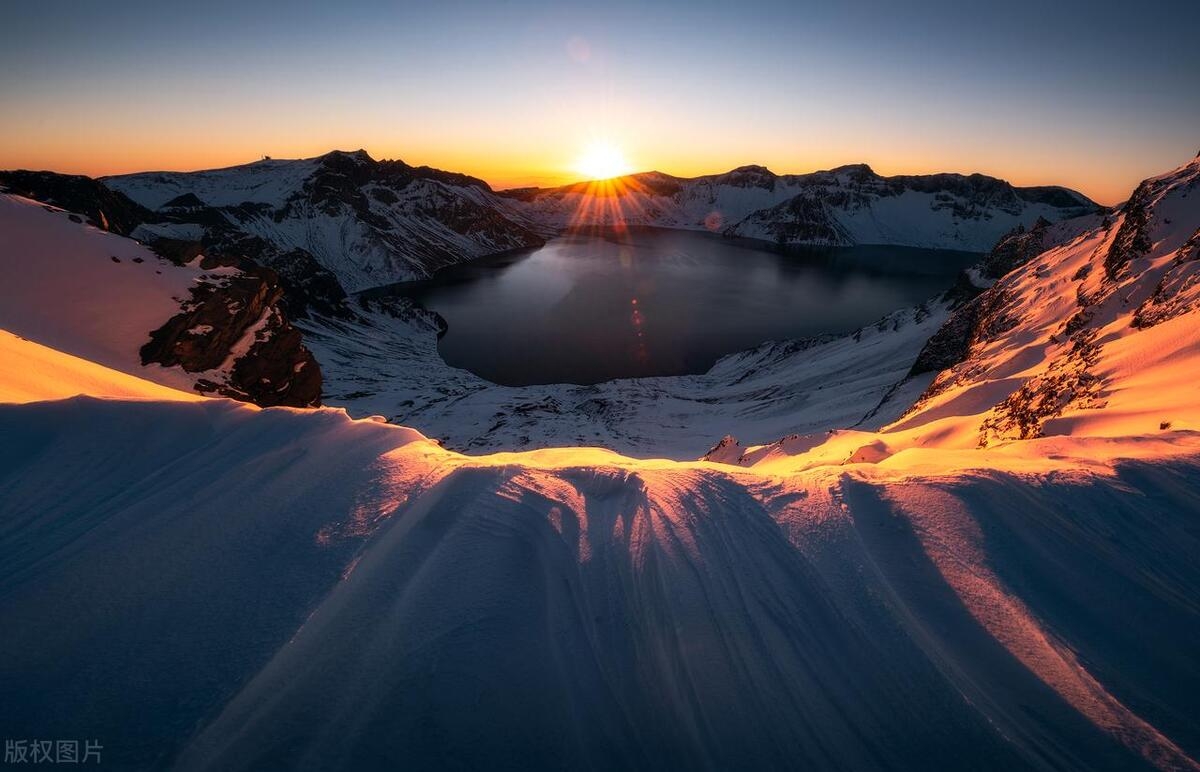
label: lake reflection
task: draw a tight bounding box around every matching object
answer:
[387,228,980,386]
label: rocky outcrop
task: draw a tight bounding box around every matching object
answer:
[908,212,1102,379]
[196,232,348,319]
[908,286,1018,379]
[977,330,1102,445]
[0,170,153,236]
[1104,180,1154,280]
[725,193,852,245]
[1132,227,1200,329]
[979,217,1053,280]
[140,261,321,408]
[0,169,330,408]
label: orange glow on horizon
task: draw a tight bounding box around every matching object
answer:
[572,140,632,181]
[0,134,1158,206]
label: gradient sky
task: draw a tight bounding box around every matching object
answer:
[1,0,1196,203]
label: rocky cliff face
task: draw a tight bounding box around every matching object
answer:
[139,257,321,408]
[907,214,1103,377]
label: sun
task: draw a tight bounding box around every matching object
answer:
[573,140,632,181]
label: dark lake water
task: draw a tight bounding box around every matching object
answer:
[388,228,980,386]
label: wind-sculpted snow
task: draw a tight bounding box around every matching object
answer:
[1,396,1198,770]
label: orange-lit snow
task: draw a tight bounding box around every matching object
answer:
[0,329,203,404]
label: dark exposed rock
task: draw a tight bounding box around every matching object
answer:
[724,194,851,245]
[978,330,1102,445]
[0,170,153,236]
[909,286,1018,378]
[1105,181,1154,280]
[148,238,205,266]
[162,192,206,209]
[1131,227,1200,329]
[140,265,321,408]
[710,165,778,190]
[980,217,1052,280]
[224,310,322,408]
[199,232,348,319]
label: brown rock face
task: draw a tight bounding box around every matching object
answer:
[140,264,321,408]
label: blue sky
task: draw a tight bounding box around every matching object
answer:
[1,0,1196,201]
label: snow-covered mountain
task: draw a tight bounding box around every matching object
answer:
[93,153,1097,305]
[1,155,1199,770]
[104,150,547,293]
[505,163,1098,252]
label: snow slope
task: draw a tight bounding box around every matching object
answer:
[710,155,1200,469]
[1,385,1197,770]
[0,329,203,404]
[0,194,232,393]
[0,193,314,403]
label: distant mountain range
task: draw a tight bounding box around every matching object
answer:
[0,149,1097,302]
[506,162,1097,253]
[0,149,1101,412]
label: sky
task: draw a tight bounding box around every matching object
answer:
[0,0,1196,204]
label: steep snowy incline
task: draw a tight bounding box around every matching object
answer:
[901,154,1200,444]
[105,150,546,292]
[710,155,1200,469]
[0,193,319,406]
[0,194,226,389]
[1,390,1197,770]
[506,164,1097,252]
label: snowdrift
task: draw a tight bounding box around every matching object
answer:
[1,394,1198,770]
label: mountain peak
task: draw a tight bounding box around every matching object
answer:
[728,164,775,176]
[319,149,375,165]
[829,163,876,178]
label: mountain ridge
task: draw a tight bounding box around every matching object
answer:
[93,151,1098,294]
